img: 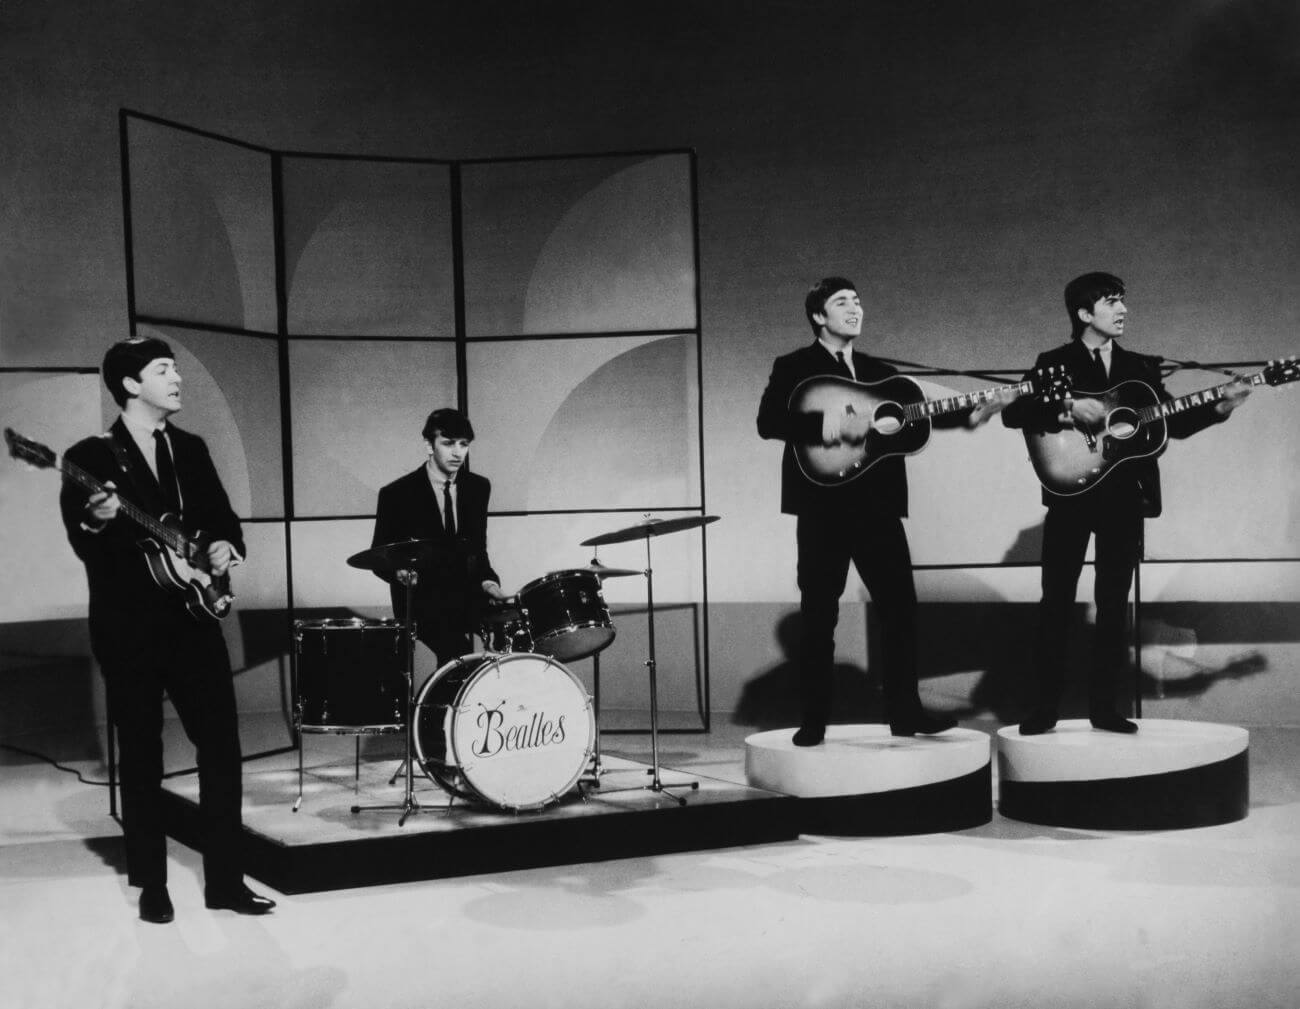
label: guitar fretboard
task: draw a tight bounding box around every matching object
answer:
[902,379,1035,422]
[59,457,185,554]
[1136,372,1266,424]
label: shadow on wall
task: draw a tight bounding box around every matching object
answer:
[731,611,881,730]
[731,520,1283,728]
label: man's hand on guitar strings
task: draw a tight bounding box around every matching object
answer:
[207,540,236,577]
[1070,397,1108,427]
[839,410,872,443]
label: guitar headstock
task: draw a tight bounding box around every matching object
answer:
[1032,364,1073,404]
[1262,355,1300,388]
[4,428,57,470]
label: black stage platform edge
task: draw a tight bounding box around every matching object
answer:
[796,762,992,837]
[998,750,1249,830]
[159,786,801,895]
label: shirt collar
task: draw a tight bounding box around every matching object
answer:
[121,412,167,439]
[817,338,856,376]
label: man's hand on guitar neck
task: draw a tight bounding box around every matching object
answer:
[1216,379,1251,416]
[967,387,1018,428]
[83,482,121,531]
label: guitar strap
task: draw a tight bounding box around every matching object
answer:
[102,426,154,516]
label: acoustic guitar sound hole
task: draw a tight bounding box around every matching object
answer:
[872,401,905,436]
[1105,407,1139,439]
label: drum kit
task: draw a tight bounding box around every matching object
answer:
[291,514,718,824]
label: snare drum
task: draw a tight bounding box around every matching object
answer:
[294,618,406,733]
[517,569,614,662]
[413,652,595,811]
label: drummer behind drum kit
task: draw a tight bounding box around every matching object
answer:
[291,514,718,824]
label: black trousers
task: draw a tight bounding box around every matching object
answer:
[1031,489,1143,718]
[796,512,922,727]
[422,623,473,670]
[102,619,244,894]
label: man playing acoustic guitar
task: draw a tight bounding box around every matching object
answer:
[757,277,1010,746]
[1001,272,1250,735]
[59,337,275,922]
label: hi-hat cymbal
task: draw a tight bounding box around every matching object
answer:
[580,515,719,547]
[346,538,457,573]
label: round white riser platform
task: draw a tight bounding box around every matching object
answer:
[996,719,1249,829]
[745,726,991,836]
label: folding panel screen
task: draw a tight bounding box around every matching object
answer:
[122,114,708,732]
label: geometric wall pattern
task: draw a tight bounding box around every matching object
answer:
[121,111,709,729]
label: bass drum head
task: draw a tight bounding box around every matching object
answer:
[413,655,481,801]
[422,652,595,811]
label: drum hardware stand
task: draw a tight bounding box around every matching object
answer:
[584,645,605,783]
[590,536,698,806]
[351,568,426,826]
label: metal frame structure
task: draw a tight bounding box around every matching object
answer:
[116,110,713,790]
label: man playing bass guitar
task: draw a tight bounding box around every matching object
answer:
[58,337,274,923]
[1001,272,1250,736]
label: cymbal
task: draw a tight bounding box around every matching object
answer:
[580,514,719,547]
[575,562,643,579]
[346,538,457,573]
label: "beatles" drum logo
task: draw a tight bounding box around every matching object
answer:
[472,705,568,757]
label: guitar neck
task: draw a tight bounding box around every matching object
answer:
[902,379,1031,422]
[59,457,184,552]
[1137,372,1264,424]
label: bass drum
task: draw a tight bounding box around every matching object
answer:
[413,652,595,811]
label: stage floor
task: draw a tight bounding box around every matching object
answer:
[160,738,799,893]
[7,721,1300,1009]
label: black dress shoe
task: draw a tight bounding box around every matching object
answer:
[205,884,276,915]
[1019,713,1058,736]
[1090,712,1138,734]
[889,711,957,737]
[792,723,826,747]
[139,885,174,924]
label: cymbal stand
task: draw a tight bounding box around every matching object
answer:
[594,535,698,805]
[351,568,423,826]
[582,647,605,784]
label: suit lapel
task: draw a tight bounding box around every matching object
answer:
[1070,341,1109,392]
[1109,343,1141,382]
[416,466,452,536]
[108,417,168,516]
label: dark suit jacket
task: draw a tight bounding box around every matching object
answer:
[370,466,498,637]
[1001,339,1225,515]
[59,417,245,662]
[757,341,911,517]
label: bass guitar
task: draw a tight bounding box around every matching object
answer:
[5,427,235,621]
[1025,356,1299,496]
[790,366,1071,485]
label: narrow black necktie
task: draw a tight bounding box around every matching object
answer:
[1093,347,1108,379]
[153,429,181,515]
[443,480,456,537]
[835,351,853,380]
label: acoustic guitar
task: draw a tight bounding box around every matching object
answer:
[1025,356,1299,496]
[790,366,1072,486]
